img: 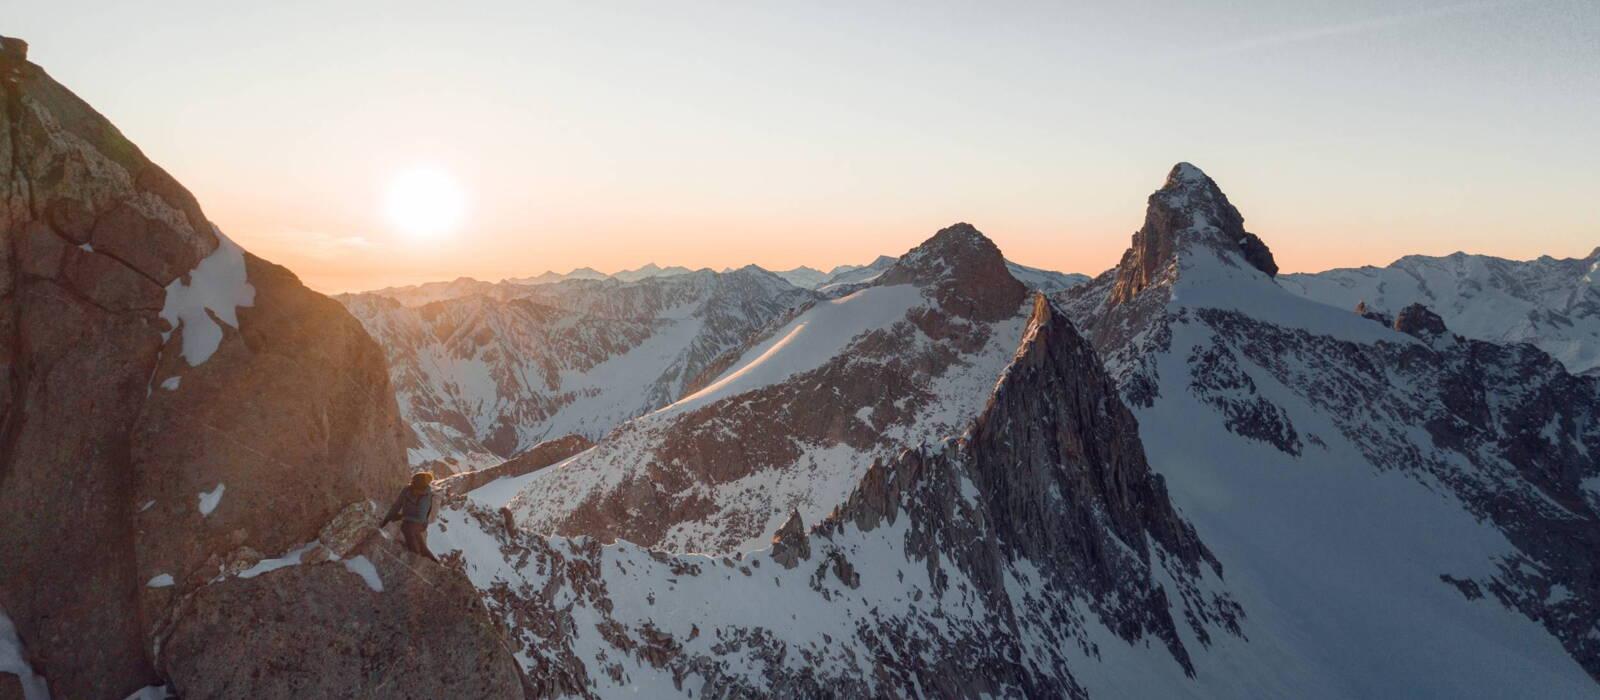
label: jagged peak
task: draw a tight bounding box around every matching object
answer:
[881,223,1005,283]
[1165,161,1211,188]
[875,223,1027,320]
[1109,163,1278,304]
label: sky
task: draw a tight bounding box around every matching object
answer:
[9,0,1598,293]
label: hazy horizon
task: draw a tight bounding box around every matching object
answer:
[9,0,1597,293]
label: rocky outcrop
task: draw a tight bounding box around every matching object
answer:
[768,509,810,568]
[436,434,594,495]
[876,222,1028,322]
[157,534,524,699]
[0,36,514,698]
[1391,302,1449,340]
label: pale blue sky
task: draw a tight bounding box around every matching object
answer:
[8,0,1597,291]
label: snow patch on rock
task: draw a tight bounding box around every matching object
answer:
[160,231,255,366]
[197,483,225,516]
[0,607,51,700]
[342,556,384,592]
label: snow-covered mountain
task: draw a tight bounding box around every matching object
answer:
[434,291,1246,697]
[1279,249,1600,376]
[814,254,901,294]
[810,254,1088,296]
[364,275,500,307]
[504,266,610,286]
[1006,260,1091,293]
[768,265,830,288]
[338,268,816,471]
[611,263,695,282]
[506,224,1043,554]
[1058,163,1600,694]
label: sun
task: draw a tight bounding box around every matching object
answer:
[385,165,467,239]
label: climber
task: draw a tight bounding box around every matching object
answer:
[380,471,440,562]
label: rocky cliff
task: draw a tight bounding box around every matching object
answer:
[0,36,518,698]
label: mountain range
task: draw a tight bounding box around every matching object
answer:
[4,33,1598,699]
[1279,249,1600,376]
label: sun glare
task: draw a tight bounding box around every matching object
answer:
[385,165,466,240]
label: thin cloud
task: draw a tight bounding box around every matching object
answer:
[258,230,379,262]
[1192,1,1515,58]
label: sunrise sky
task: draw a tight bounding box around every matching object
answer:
[10,1,1597,293]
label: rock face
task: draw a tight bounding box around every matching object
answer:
[1391,302,1449,340]
[158,535,524,699]
[0,37,516,698]
[339,267,816,470]
[508,223,1039,555]
[426,294,1240,698]
[1281,246,1600,376]
[768,509,809,568]
[1059,163,1600,694]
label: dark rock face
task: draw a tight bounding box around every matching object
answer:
[158,535,524,699]
[768,509,809,568]
[1392,302,1449,340]
[0,37,516,698]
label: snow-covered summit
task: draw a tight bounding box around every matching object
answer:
[1109,162,1278,305]
[1168,160,1210,185]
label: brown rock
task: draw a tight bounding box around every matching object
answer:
[18,221,65,279]
[159,538,523,699]
[318,501,379,557]
[301,545,331,565]
[223,546,264,576]
[61,244,166,311]
[0,41,410,698]
[88,201,205,285]
[45,196,94,243]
